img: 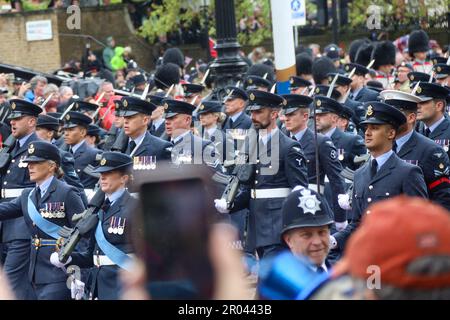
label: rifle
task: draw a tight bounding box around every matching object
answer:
[57,189,105,263]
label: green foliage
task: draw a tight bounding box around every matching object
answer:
[138,0,273,46]
[348,0,449,30]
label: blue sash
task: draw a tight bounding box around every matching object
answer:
[95,211,132,271]
[27,190,61,239]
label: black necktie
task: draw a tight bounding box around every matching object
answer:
[370,159,378,178]
[392,141,398,153]
[291,135,298,141]
[229,118,234,128]
[35,186,41,205]
[151,124,156,134]
[425,128,431,138]
[129,140,137,154]
[12,141,20,155]
[316,266,326,274]
[101,198,111,213]
[69,147,74,154]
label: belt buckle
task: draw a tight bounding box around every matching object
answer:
[1,189,4,198]
[251,189,256,199]
[34,238,40,249]
[96,254,100,267]
[56,238,63,251]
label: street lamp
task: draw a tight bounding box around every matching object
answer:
[210,0,248,91]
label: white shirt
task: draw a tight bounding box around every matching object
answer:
[259,128,278,145]
[171,130,191,144]
[230,111,243,123]
[128,132,146,148]
[18,132,34,148]
[153,118,165,131]
[395,129,414,153]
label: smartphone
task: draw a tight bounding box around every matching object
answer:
[131,164,217,299]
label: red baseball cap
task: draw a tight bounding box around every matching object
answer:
[336,196,450,290]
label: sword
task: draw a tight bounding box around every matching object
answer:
[60,102,75,120]
[91,92,106,119]
[327,73,339,98]
[140,83,150,100]
[366,59,375,69]
[39,93,54,110]
[165,84,174,97]
[200,69,210,86]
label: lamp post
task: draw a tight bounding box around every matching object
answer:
[210,0,248,91]
[201,0,212,62]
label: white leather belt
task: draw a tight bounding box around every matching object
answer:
[1,188,25,198]
[93,254,135,267]
[251,188,291,199]
[308,184,325,193]
[84,189,96,201]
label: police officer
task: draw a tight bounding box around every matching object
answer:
[315,96,367,171]
[36,114,88,206]
[280,186,334,272]
[282,94,348,230]
[163,99,220,168]
[331,102,428,251]
[51,152,137,300]
[63,111,102,191]
[215,90,308,259]
[380,89,450,210]
[120,96,172,162]
[0,141,85,299]
[345,63,379,102]
[0,99,42,299]
[414,83,450,151]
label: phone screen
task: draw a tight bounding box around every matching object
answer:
[139,177,214,299]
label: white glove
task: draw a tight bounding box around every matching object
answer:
[71,279,85,300]
[329,235,338,249]
[50,252,72,269]
[335,220,348,232]
[214,198,230,214]
[338,193,351,210]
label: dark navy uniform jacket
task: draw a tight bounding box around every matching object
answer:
[343,98,366,130]
[232,130,308,249]
[297,128,347,222]
[397,130,450,211]
[73,141,102,189]
[422,117,450,158]
[352,87,379,103]
[330,128,367,171]
[222,112,253,131]
[125,131,172,160]
[59,149,88,205]
[1,132,40,242]
[71,190,137,300]
[202,127,234,164]
[149,120,166,138]
[333,152,428,250]
[171,132,221,168]
[0,177,85,284]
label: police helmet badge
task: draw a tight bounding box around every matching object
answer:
[416,86,422,94]
[298,189,321,215]
[28,144,35,154]
[316,99,322,107]
[123,99,128,107]
[11,102,16,110]
[100,158,107,166]
[366,105,374,116]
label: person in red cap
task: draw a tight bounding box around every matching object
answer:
[303,196,450,300]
